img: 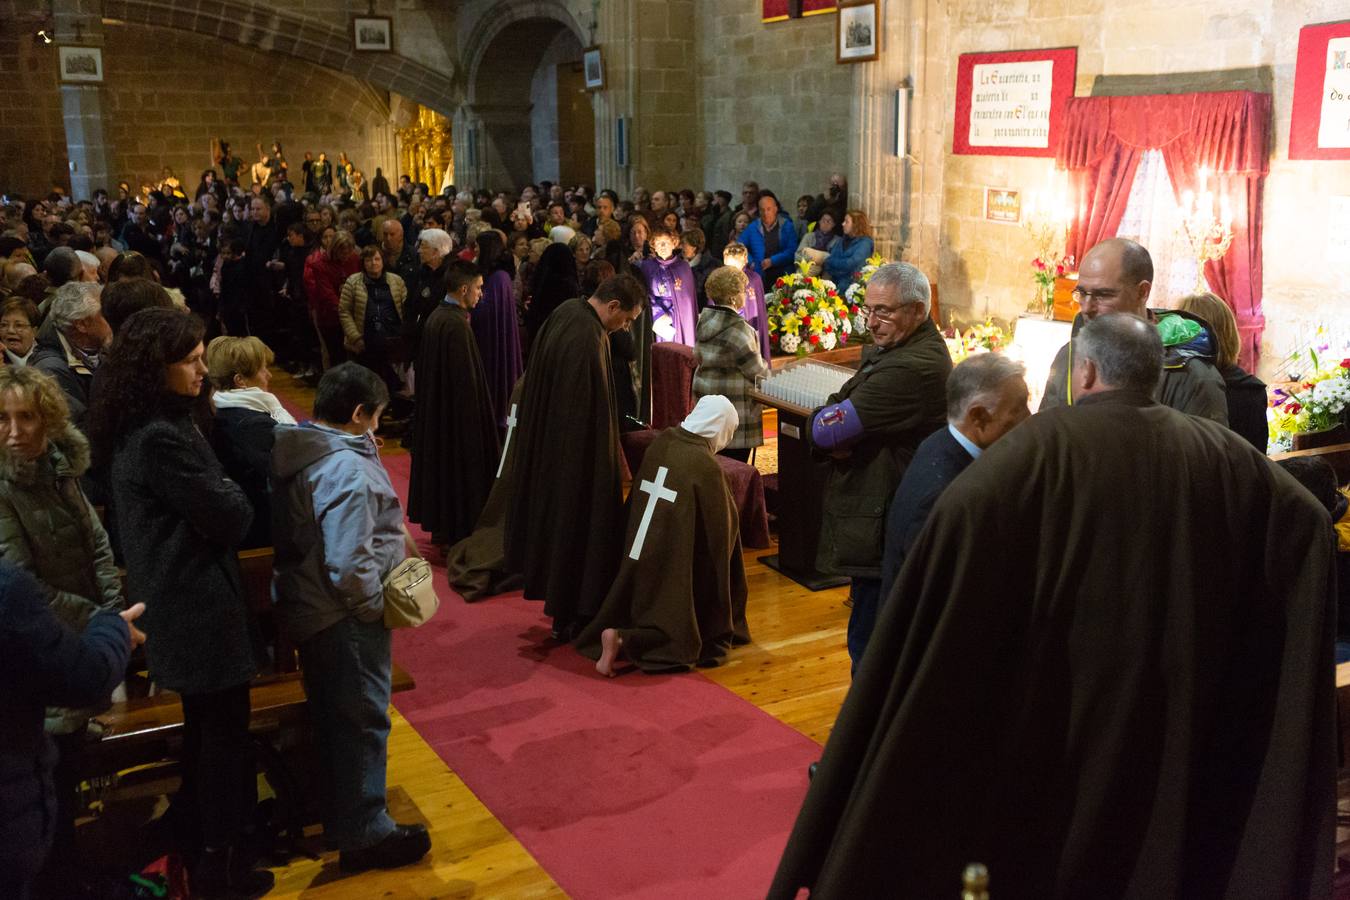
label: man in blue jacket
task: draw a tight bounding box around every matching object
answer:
[0,564,141,900]
[741,191,798,287]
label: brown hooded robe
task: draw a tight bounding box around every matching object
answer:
[576,425,749,671]
[504,297,625,627]
[770,391,1336,900]
[406,300,500,547]
[446,379,525,601]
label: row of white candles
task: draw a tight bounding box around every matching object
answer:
[759,364,853,409]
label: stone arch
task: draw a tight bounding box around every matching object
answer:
[458,0,594,188]
[462,0,587,106]
[101,0,462,113]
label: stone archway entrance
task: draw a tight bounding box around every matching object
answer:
[460,9,595,189]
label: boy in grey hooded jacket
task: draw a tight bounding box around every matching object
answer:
[270,362,430,871]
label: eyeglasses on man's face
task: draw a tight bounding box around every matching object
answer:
[1071,287,1122,305]
[863,303,902,322]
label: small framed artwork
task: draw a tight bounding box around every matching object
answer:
[583,47,606,91]
[983,187,1022,224]
[58,46,103,83]
[352,16,393,53]
[837,1,878,64]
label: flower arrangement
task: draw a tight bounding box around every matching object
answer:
[766,259,861,356]
[944,319,1011,364]
[1029,252,1072,317]
[843,253,886,335]
[1267,328,1350,451]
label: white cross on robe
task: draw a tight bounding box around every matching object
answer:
[629,465,678,561]
[497,403,518,478]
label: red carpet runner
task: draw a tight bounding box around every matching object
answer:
[375,453,821,898]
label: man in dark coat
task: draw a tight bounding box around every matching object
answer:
[862,352,1029,663]
[576,396,749,675]
[1040,237,1227,424]
[505,274,646,640]
[770,314,1336,900]
[808,262,951,669]
[407,260,499,550]
[241,195,282,345]
[446,378,525,601]
[0,564,139,900]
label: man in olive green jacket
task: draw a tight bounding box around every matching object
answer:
[807,263,951,670]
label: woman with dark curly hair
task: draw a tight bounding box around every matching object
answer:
[86,307,272,897]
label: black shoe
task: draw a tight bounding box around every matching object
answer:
[338,823,431,873]
[808,761,819,780]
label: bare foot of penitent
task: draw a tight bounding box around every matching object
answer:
[596,628,624,677]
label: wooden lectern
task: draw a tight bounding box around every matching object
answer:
[750,358,858,591]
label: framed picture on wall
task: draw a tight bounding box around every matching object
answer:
[352,16,393,53]
[836,1,878,64]
[583,47,606,91]
[58,46,103,83]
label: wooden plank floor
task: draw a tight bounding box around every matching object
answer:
[261,372,853,897]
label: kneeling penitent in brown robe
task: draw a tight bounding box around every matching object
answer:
[577,395,750,675]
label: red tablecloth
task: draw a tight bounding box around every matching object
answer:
[620,429,772,549]
[651,343,696,429]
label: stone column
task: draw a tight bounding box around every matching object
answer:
[848,0,945,273]
[54,0,114,200]
[591,0,636,197]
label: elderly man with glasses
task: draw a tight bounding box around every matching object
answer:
[807,262,952,670]
[1038,237,1226,423]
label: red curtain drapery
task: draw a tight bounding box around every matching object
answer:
[1056,91,1270,370]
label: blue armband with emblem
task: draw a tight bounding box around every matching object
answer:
[811,399,865,450]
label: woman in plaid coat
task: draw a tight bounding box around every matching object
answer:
[692,266,769,462]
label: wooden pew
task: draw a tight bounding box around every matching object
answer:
[1270,440,1350,485]
[83,547,417,781]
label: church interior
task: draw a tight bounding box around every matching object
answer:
[2,0,1350,898]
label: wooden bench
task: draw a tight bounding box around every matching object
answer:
[84,547,417,781]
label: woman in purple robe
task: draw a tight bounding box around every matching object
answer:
[470,231,524,432]
[722,241,772,360]
[638,227,698,347]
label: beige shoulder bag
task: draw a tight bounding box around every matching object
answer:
[382,557,439,628]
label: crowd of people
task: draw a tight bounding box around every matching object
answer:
[0,142,1340,900]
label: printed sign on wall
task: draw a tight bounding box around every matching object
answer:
[953,48,1077,157]
[1291,21,1350,159]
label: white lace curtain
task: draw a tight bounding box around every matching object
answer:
[1114,149,1201,308]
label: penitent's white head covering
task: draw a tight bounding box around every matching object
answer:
[549,224,577,245]
[680,395,739,453]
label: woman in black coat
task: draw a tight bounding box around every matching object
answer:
[205,335,297,550]
[87,307,273,898]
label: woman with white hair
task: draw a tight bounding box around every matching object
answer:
[30,282,111,426]
[403,227,452,357]
[577,394,750,676]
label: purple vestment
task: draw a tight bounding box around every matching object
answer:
[471,269,525,430]
[639,255,698,347]
[741,269,772,360]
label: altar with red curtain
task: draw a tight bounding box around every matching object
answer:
[1056,90,1270,370]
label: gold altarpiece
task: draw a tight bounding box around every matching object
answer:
[396,105,453,190]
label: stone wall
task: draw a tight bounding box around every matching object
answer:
[0,22,398,200]
[697,3,852,204]
[928,0,1350,376]
[0,29,73,198]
